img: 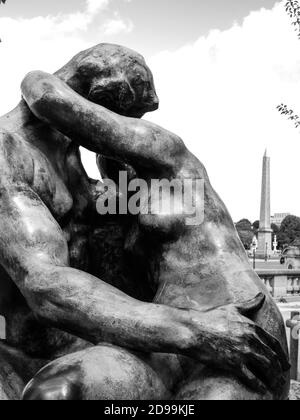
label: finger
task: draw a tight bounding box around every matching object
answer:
[246,349,282,392]
[246,333,289,393]
[255,326,291,372]
[237,365,267,395]
[236,293,266,317]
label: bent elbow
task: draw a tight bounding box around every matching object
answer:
[23,269,63,324]
[133,121,187,164]
[21,71,59,116]
[22,251,69,323]
[21,71,49,104]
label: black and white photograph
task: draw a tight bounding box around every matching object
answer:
[0,0,299,403]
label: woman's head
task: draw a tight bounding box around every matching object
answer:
[56,43,159,118]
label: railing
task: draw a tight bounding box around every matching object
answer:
[286,312,300,381]
[256,269,300,298]
[255,270,300,381]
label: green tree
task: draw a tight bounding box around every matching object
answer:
[278,215,300,248]
[236,219,254,250]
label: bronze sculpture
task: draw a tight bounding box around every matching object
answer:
[0,44,290,400]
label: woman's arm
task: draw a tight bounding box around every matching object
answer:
[21,71,186,176]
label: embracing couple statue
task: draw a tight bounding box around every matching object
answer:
[0,43,290,400]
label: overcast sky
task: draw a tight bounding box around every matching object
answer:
[0,0,299,222]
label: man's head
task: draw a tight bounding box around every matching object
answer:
[56,43,159,118]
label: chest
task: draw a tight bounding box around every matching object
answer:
[30,147,74,220]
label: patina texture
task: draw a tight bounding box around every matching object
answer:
[0,44,290,400]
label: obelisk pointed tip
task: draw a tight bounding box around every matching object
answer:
[264,149,268,157]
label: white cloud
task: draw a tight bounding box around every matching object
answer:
[146,2,300,222]
[1,1,300,222]
[103,16,134,36]
[0,0,133,113]
[86,0,109,15]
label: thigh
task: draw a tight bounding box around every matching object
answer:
[175,367,274,401]
[23,345,170,400]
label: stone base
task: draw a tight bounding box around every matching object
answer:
[290,381,300,400]
[257,229,273,259]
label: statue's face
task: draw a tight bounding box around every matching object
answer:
[77,54,159,118]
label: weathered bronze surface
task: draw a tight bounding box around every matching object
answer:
[0,44,290,400]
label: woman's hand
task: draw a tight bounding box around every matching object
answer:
[183,293,290,394]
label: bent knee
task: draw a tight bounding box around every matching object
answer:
[23,345,169,400]
[22,376,81,400]
[78,345,169,400]
[22,361,82,400]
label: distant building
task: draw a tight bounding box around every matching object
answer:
[271,213,290,227]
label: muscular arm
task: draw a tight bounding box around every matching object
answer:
[21,71,186,176]
[0,181,192,354]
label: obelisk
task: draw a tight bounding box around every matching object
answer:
[257,150,273,258]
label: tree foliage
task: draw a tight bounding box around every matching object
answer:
[271,223,280,244]
[277,104,300,129]
[253,220,260,233]
[0,1,6,4]
[276,2,300,127]
[236,219,254,250]
[277,215,300,247]
[271,223,280,235]
[236,219,282,250]
[285,0,300,38]
[236,219,252,231]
